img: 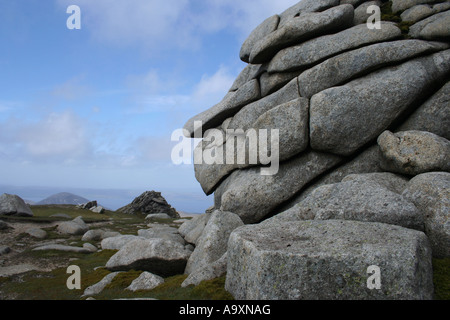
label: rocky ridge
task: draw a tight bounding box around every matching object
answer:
[179,0,450,300]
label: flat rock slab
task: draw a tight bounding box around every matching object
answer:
[32,244,92,254]
[249,4,354,64]
[105,238,192,277]
[226,220,434,300]
[309,49,450,156]
[0,264,40,277]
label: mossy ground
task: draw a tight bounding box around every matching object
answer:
[0,205,231,300]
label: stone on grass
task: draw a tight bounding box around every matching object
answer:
[226,220,434,300]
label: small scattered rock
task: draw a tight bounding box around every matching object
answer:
[126,272,165,292]
[26,228,48,239]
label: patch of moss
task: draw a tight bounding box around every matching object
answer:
[433,258,450,300]
[105,270,143,290]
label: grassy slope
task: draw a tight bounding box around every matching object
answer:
[0,205,233,300]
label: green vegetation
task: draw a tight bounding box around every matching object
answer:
[433,258,450,300]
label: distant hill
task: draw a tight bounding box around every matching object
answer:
[36,192,90,205]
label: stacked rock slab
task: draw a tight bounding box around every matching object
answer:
[182,0,450,299]
[183,0,450,224]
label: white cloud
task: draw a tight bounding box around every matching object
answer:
[0,110,91,161]
[56,0,300,51]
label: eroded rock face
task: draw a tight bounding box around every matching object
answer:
[226,220,434,300]
[0,194,33,217]
[182,0,450,225]
[179,0,450,299]
[117,191,179,218]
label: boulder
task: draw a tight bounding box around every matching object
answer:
[226,220,434,300]
[183,79,260,137]
[353,1,382,25]
[240,15,280,63]
[81,201,97,210]
[0,194,33,217]
[90,206,105,214]
[268,22,401,74]
[182,253,227,288]
[275,178,424,231]
[397,81,450,140]
[83,243,98,253]
[194,97,309,194]
[57,216,89,236]
[105,238,192,277]
[215,151,342,224]
[126,272,164,292]
[227,77,300,132]
[378,130,450,175]
[82,272,121,297]
[26,228,48,240]
[82,229,105,242]
[179,212,212,245]
[117,191,179,218]
[138,226,185,245]
[392,0,438,14]
[249,4,355,64]
[409,10,450,40]
[101,235,146,251]
[310,49,450,156]
[0,220,10,230]
[278,0,340,28]
[0,246,11,256]
[403,172,450,258]
[401,5,435,23]
[184,210,243,275]
[145,213,172,220]
[298,40,449,98]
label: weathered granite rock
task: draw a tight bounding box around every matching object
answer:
[182,253,227,287]
[353,1,382,25]
[106,238,192,277]
[138,226,185,245]
[83,242,98,253]
[378,130,450,175]
[0,194,33,217]
[397,81,450,140]
[82,272,121,297]
[226,220,434,300]
[268,22,401,74]
[409,10,450,40]
[341,172,410,194]
[403,172,450,258]
[276,179,424,231]
[183,79,260,138]
[145,213,172,220]
[215,151,342,224]
[249,4,355,64]
[392,0,438,14]
[278,0,340,27]
[194,97,309,195]
[240,15,280,63]
[401,5,435,23]
[310,49,450,156]
[227,77,300,132]
[179,212,212,245]
[298,40,449,98]
[126,271,164,292]
[184,210,243,274]
[229,64,265,92]
[26,228,47,239]
[57,216,89,236]
[117,191,179,218]
[101,235,146,251]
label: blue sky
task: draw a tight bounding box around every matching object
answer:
[0,0,299,212]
